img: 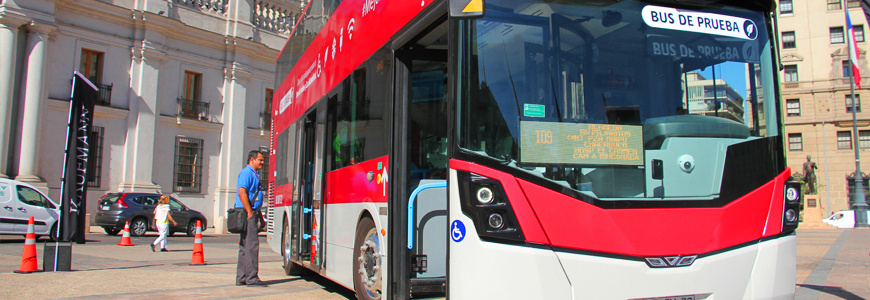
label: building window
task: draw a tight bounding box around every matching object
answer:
[263,88,273,130]
[780,0,793,14]
[174,137,203,193]
[786,99,801,116]
[838,131,853,149]
[80,49,103,84]
[788,133,803,151]
[847,94,861,112]
[183,71,202,101]
[860,130,870,149]
[782,31,796,49]
[831,27,846,44]
[856,25,865,42]
[844,60,852,77]
[784,65,799,82]
[258,146,269,189]
[849,0,861,8]
[87,126,104,188]
[829,0,843,10]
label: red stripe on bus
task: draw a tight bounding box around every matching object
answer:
[451,158,791,256]
[326,156,390,204]
[516,170,790,257]
[450,159,551,245]
[272,0,434,135]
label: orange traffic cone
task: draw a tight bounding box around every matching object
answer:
[117,221,135,246]
[189,220,206,265]
[14,217,41,274]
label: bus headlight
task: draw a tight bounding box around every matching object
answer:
[477,187,494,204]
[488,213,505,229]
[785,208,797,223]
[786,186,799,202]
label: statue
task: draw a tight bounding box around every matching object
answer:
[803,155,818,194]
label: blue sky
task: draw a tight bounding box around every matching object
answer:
[694,61,747,99]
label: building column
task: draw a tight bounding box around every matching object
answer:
[119,18,165,192]
[0,14,27,178]
[15,21,54,187]
[214,59,251,233]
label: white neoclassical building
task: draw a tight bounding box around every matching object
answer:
[0,0,301,232]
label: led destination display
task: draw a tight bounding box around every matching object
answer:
[520,121,644,165]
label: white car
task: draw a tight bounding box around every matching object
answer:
[823,210,870,229]
[0,178,60,240]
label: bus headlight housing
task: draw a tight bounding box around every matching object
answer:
[457,171,525,243]
[782,181,802,233]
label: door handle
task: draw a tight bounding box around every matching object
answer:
[3,206,11,210]
[18,207,26,212]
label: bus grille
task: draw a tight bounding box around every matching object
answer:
[267,181,275,234]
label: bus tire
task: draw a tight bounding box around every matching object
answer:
[283,217,306,276]
[353,217,381,300]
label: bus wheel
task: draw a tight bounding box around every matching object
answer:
[353,217,381,300]
[283,217,306,275]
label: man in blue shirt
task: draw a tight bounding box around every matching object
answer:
[236,150,266,287]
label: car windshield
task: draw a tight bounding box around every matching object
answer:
[456,0,778,200]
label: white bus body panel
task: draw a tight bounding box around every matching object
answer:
[447,170,572,299]
[556,235,796,300]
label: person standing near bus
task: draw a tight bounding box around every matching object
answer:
[236,150,267,287]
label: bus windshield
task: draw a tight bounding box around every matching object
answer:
[456,0,780,200]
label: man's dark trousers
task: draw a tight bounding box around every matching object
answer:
[236,210,261,284]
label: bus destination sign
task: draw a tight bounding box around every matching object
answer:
[520,121,644,166]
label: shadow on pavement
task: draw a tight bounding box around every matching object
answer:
[298,273,357,299]
[798,284,865,300]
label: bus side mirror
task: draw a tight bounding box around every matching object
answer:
[450,0,484,19]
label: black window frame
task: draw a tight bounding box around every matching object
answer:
[786,99,801,116]
[838,131,853,149]
[788,133,803,151]
[174,136,204,193]
[846,94,861,113]
[782,31,796,49]
[780,0,793,14]
[831,27,846,44]
[87,126,104,188]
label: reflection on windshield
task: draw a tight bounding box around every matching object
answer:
[457,0,778,200]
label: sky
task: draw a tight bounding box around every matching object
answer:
[694,61,748,99]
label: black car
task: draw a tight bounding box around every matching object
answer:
[94,193,207,237]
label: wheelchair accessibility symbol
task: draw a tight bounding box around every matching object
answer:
[451,220,466,242]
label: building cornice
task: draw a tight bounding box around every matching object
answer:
[159,114,223,132]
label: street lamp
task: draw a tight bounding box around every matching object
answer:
[844,0,869,227]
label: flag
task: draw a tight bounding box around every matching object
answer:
[847,12,862,89]
[58,71,97,244]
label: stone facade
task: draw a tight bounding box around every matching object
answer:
[777,0,870,218]
[0,0,302,232]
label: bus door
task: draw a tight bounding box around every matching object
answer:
[298,108,326,271]
[391,17,449,298]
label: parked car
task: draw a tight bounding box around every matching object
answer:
[823,210,870,229]
[0,178,60,240]
[94,193,207,237]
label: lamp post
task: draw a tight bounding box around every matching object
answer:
[844,0,869,227]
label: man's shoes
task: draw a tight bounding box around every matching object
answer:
[150,244,155,252]
[246,281,268,287]
[160,248,168,252]
[235,282,246,286]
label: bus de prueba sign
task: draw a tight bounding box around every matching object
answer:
[642,5,758,41]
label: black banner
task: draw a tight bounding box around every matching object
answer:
[59,71,97,244]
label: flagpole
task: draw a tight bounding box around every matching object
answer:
[845,0,869,228]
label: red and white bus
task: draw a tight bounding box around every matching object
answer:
[266,0,800,299]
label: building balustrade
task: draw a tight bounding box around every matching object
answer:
[177,0,228,14]
[253,0,300,35]
[177,97,211,122]
[95,83,113,107]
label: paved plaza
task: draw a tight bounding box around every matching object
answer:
[0,227,867,299]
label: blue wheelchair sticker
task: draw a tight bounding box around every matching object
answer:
[451,220,466,242]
